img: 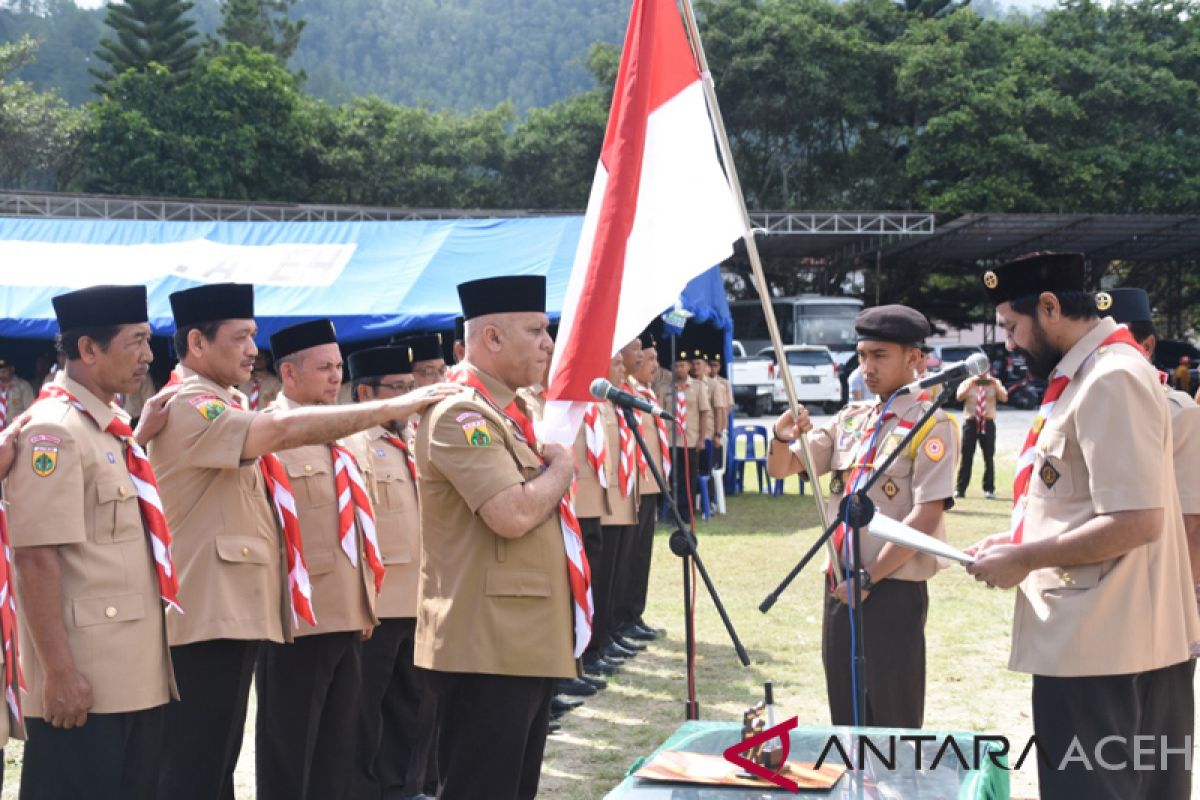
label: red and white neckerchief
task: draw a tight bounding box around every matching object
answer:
[248,378,261,411]
[166,373,317,626]
[674,384,688,442]
[37,385,181,613]
[975,384,988,427]
[448,366,593,657]
[330,444,386,594]
[381,433,418,481]
[0,508,23,727]
[0,384,9,428]
[582,403,607,488]
[616,385,638,497]
[636,383,671,479]
[1010,327,1142,544]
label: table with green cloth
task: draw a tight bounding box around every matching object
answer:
[604,720,1011,799]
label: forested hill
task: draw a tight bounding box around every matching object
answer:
[0,0,632,110]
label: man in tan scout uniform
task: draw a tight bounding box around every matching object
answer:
[346,345,435,800]
[7,285,176,799]
[397,333,449,387]
[670,349,710,521]
[150,283,458,800]
[0,354,35,428]
[236,349,283,411]
[0,417,25,794]
[969,253,1200,799]
[257,318,382,800]
[954,367,1007,499]
[415,275,577,800]
[767,304,956,728]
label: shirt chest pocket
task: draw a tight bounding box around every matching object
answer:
[94,478,143,543]
[375,467,413,511]
[285,461,335,508]
[1031,430,1076,499]
[513,440,543,481]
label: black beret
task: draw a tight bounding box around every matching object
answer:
[981,252,1085,306]
[269,319,338,360]
[53,285,148,331]
[394,333,443,363]
[1099,287,1152,324]
[453,316,465,343]
[170,283,255,327]
[855,304,931,346]
[457,276,546,320]
[348,346,412,380]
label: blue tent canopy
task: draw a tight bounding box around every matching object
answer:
[0,216,731,346]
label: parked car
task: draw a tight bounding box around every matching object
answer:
[731,340,775,416]
[757,345,842,414]
[927,345,988,407]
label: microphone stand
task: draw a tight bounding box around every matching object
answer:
[619,403,750,720]
[757,385,954,727]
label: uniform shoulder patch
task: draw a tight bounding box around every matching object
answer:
[30,434,61,477]
[188,394,229,421]
[462,417,492,447]
[922,436,946,462]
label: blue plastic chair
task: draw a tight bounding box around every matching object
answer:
[696,472,712,520]
[731,425,770,495]
[771,473,807,496]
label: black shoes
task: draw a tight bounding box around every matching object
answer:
[612,634,646,652]
[581,674,607,690]
[620,622,657,641]
[556,677,597,697]
[551,695,584,713]
[583,656,620,677]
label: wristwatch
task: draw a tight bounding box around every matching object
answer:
[856,568,876,593]
[772,428,792,445]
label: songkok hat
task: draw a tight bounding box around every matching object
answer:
[1099,288,1152,324]
[170,283,255,327]
[456,276,546,320]
[639,328,657,349]
[395,333,443,363]
[453,316,465,343]
[53,285,148,331]
[855,305,930,346]
[269,319,338,360]
[981,252,1085,306]
[348,346,412,380]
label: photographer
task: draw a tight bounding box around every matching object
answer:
[954,368,1007,499]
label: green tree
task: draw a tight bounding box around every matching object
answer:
[0,36,84,190]
[216,0,305,63]
[91,0,201,91]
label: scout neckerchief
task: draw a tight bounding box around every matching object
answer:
[1010,326,1142,544]
[0,384,8,428]
[166,372,317,626]
[974,384,988,428]
[329,444,386,593]
[37,384,182,613]
[248,378,261,411]
[635,382,671,479]
[617,383,639,497]
[582,403,607,488]
[448,366,593,657]
[381,432,418,481]
[0,504,22,727]
[674,382,688,443]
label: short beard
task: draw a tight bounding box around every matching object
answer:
[1015,315,1063,380]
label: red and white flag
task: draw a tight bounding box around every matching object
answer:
[540,0,745,444]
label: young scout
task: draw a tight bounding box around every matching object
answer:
[670,350,710,521]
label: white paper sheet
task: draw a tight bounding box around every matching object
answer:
[868,513,975,565]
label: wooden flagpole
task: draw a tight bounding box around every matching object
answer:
[675,0,841,580]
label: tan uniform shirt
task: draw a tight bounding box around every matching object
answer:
[629,379,664,496]
[702,375,728,441]
[236,371,282,410]
[414,363,575,679]
[118,373,156,420]
[149,365,290,645]
[672,377,710,449]
[7,372,175,717]
[651,367,674,413]
[1010,319,1200,676]
[0,377,35,425]
[1165,388,1200,516]
[793,392,957,581]
[350,426,421,619]
[955,376,1007,419]
[602,400,638,526]
[267,394,377,636]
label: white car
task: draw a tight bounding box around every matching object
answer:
[757,345,842,414]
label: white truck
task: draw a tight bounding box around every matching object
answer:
[731,340,775,416]
[758,344,843,414]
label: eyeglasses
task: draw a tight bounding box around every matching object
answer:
[376,381,412,393]
[412,365,447,380]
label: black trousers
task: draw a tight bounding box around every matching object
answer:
[256,631,363,800]
[1032,659,1195,800]
[596,523,635,646]
[356,617,438,800]
[158,638,259,800]
[670,447,700,523]
[580,517,608,659]
[615,496,659,630]
[427,671,554,800]
[21,706,165,800]
[821,578,927,729]
[956,418,996,494]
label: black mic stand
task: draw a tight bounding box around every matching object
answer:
[618,404,750,720]
[757,384,954,727]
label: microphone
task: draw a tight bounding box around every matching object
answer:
[589,378,675,421]
[897,352,990,396]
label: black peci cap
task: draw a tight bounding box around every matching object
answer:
[169,283,255,327]
[855,305,931,346]
[269,319,338,360]
[53,285,148,331]
[453,316,465,343]
[456,276,546,321]
[1099,287,1152,324]
[394,333,443,363]
[981,252,1085,306]
[348,346,412,380]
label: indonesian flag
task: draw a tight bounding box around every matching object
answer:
[540,0,745,444]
